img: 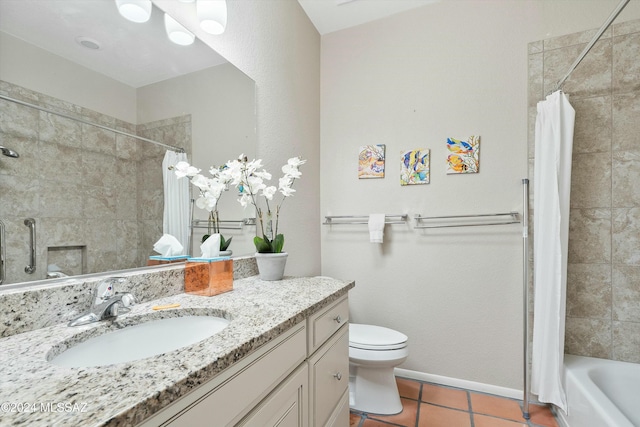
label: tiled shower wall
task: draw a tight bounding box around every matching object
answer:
[0,81,191,285]
[528,19,640,362]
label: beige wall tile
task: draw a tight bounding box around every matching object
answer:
[613,208,640,265]
[612,152,640,208]
[39,111,82,148]
[0,98,39,139]
[612,265,640,322]
[544,27,611,50]
[543,40,611,98]
[529,53,544,107]
[613,32,640,93]
[528,40,543,54]
[568,208,611,264]
[565,317,612,358]
[612,92,640,153]
[570,152,611,209]
[613,19,640,37]
[571,96,612,154]
[567,263,612,319]
[612,321,640,362]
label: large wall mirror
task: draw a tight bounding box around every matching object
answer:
[0,0,257,287]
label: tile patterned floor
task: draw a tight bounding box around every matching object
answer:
[349,377,559,427]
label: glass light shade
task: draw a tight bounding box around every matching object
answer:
[164,13,195,46]
[115,0,152,23]
[196,0,227,35]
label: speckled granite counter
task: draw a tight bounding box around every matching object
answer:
[0,275,354,427]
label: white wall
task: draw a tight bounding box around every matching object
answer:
[154,0,321,275]
[137,63,258,256]
[320,0,640,392]
[0,31,137,123]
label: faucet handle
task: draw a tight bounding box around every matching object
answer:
[120,293,136,307]
[93,277,126,305]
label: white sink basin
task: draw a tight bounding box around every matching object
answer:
[50,316,229,368]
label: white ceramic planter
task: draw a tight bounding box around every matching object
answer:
[254,252,288,281]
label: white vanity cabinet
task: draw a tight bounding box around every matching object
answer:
[139,294,350,427]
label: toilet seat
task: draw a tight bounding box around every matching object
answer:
[349,323,408,351]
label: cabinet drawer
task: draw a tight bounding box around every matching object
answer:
[308,325,349,427]
[307,296,349,355]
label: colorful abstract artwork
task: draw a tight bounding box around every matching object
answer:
[446,135,480,174]
[358,144,386,179]
[400,149,430,186]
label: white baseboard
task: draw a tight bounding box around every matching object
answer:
[394,367,524,400]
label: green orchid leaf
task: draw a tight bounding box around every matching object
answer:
[273,234,285,253]
[201,234,210,244]
[254,236,272,253]
[220,235,233,251]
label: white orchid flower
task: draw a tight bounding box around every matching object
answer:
[281,164,302,179]
[254,169,272,180]
[287,157,307,167]
[262,186,277,200]
[238,193,251,208]
[280,186,296,197]
[174,161,200,178]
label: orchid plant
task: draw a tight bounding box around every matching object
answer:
[173,161,233,251]
[225,154,306,253]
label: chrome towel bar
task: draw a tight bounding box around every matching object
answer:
[323,214,408,225]
[191,218,256,231]
[414,212,520,229]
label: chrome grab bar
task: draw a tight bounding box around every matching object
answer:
[24,218,36,274]
[0,220,5,285]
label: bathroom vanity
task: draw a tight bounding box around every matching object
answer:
[0,270,354,427]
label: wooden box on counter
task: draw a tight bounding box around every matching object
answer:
[184,258,233,297]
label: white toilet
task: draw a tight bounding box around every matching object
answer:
[348,323,409,414]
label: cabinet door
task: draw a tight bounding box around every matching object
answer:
[238,364,308,427]
[308,326,349,427]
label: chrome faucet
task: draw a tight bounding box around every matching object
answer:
[68,277,136,327]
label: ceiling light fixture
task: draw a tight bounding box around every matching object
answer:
[115,0,152,23]
[196,0,227,35]
[164,13,195,46]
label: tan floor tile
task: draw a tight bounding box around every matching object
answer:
[418,403,471,427]
[470,393,525,422]
[473,414,527,427]
[528,404,559,427]
[421,384,469,411]
[368,398,418,427]
[350,412,363,427]
[397,377,421,400]
[362,419,397,427]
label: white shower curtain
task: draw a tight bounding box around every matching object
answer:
[162,150,190,253]
[531,90,575,413]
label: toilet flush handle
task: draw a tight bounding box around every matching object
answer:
[333,372,343,381]
[333,315,342,324]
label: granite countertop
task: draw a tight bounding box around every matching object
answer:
[0,275,354,427]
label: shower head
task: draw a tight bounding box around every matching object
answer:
[0,146,19,158]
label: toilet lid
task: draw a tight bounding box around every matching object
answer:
[349,323,408,351]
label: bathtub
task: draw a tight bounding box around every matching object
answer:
[558,354,640,427]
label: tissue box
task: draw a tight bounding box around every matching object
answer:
[184,257,233,297]
[147,255,188,266]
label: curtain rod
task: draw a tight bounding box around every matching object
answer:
[552,0,630,94]
[0,94,185,153]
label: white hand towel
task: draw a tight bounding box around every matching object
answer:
[153,234,184,257]
[200,233,221,258]
[368,213,386,244]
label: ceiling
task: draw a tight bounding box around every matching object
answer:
[297,0,441,35]
[0,0,226,88]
